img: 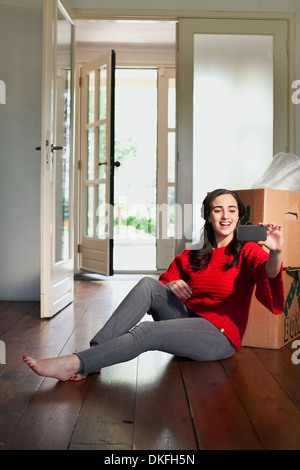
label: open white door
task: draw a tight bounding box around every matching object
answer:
[79,51,116,276]
[40,0,75,318]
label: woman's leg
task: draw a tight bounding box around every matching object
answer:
[23,277,193,381]
[75,317,236,376]
[74,277,194,379]
[89,276,191,346]
[23,317,236,381]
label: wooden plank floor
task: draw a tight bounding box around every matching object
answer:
[1,278,300,451]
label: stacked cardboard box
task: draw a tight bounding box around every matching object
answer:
[235,189,300,349]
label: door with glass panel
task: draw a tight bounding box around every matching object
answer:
[80,51,115,275]
[177,18,291,249]
[40,0,75,317]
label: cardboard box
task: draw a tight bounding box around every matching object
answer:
[235,189,300,268]
[242,270,300,349]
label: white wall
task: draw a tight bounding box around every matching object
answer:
[0,0,43,300]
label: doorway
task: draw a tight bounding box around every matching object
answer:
[113,68,158,271]
[75,19,177,274]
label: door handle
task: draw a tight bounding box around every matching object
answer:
[51,144,64,152]
[97,161,121,167]
[35,143,64,151]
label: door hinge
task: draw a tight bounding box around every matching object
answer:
[78,160,82,170]
[79,76,82,87]
[77,244,81,253]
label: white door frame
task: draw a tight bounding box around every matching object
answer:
[40,0,76,317]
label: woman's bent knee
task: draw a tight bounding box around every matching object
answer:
[138,276,160,289]
[137,276,165,299]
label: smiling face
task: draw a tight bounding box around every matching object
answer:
[208,194,240,247]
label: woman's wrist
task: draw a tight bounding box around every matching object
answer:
[265,250,282,278]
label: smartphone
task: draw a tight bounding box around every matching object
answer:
[237,225,267,242]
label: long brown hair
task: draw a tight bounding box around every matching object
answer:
[189,189,246,271]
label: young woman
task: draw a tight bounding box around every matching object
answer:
[23,189,284,381]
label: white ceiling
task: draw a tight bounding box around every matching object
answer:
[75,19,176,48]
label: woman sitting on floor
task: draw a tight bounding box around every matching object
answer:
[23,188,284,381]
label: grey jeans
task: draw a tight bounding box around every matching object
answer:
[75,277,236,376]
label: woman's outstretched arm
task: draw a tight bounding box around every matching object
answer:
[259,223,283,278]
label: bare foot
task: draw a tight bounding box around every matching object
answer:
[23,353,83,382]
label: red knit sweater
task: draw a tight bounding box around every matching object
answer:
[159,242,284,350]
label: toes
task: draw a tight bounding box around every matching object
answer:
[23,354,37,372]
[23,354,32,365]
